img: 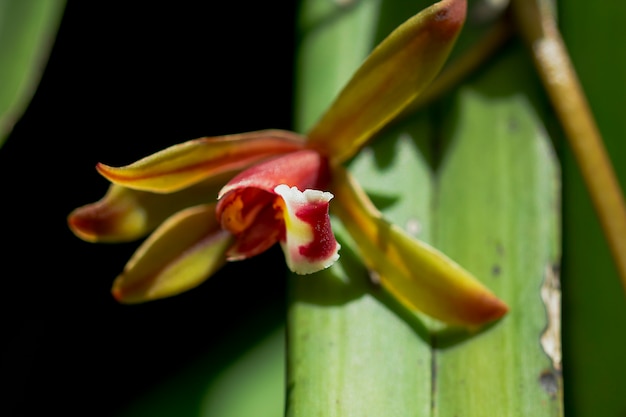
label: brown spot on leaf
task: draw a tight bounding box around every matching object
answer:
[539,369,561,399]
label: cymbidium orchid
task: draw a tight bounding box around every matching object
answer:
[68,0,508,327]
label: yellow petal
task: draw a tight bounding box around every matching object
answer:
[67,175,228,243]
[97,129,306,193]
[307,0,466,164]
[331,166,508,328]
[112,204,234,303]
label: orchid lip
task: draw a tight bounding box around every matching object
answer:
[274,184,340,275]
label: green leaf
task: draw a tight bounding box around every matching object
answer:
[287,117,434,416]
[433,47,562,416]
[289,3,437,416]
[288,1,562,415]
[0,0,66,147]
[560,1,626,416]
[200,326,285,417]
[115,314,285,417]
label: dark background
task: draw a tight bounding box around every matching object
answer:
[1,2,296,416]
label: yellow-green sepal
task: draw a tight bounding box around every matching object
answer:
[111,203,233,303]
[306,0,466,164]
[98,130,305,193]
[331,166,508,328]
[68,176,227,243]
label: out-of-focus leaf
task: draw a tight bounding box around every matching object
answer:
[560,1,626,416]
[200,326,284,417]
[0,0,66,147]
[115,316,285,417]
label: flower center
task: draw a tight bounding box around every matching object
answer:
[219,189,276,235]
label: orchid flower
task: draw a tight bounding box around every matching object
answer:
[68,0,508,327]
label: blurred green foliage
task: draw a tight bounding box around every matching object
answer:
[561,1,626,416]
[0,0,65,146]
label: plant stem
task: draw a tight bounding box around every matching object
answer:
[511,0,626,291]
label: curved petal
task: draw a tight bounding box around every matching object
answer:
[112,204,234,304]
[306,0,467,164]
[67,174,229,243]
[274,185,340,274]
[331,166,507,328]
[97,129,306,193]
[217,149,330,199]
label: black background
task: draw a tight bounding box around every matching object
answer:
[2,2,296,416]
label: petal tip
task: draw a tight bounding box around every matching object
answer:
[67,209,98,242]
[95,162,112,176]
[111,286,126,303]
[431,0,467,41]
[111,283,142,305]
[67,198,146,243]
[465,292,509,327]
[111,272,152,304]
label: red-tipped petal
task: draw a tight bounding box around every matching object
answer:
[331,166,507,328]
[307,0,467,164]
[68,176,225,243]
[112,204,233,303]
[97,130,305,193]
